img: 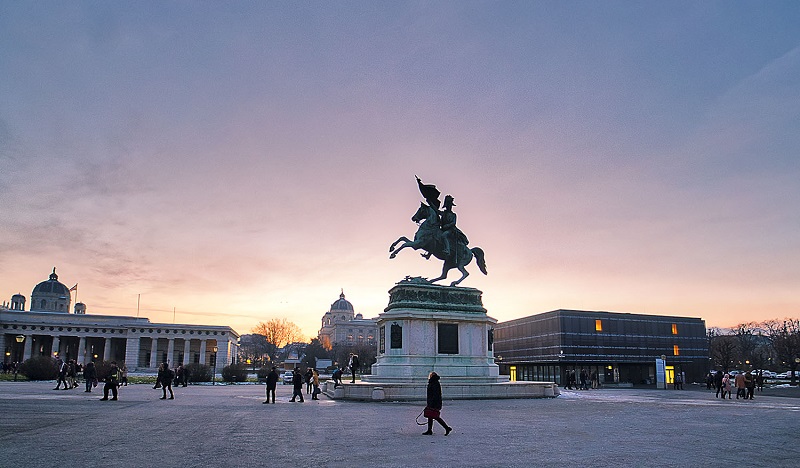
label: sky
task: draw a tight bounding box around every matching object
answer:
[1,1,799,339]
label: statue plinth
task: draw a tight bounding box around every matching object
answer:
[362,280,504,386]
[385,279,486,314]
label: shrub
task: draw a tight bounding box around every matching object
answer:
[185,363,212,382]
[221,363,249,382]
[19,356,58,380]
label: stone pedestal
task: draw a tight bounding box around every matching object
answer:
[337,279,557,401]
[363,280,505,384]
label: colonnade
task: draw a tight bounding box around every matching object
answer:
[3,332,234,371]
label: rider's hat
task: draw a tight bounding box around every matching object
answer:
[444,195,456,207]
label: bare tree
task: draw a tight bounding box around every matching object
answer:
[732,323,760,369]
[238,334,272,369]
[252,318,306,362]
[709,329,738,372]
[762,318,800,385]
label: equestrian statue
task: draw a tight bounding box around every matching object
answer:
[389,176,487,287]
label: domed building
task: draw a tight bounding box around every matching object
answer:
[30,268,72,312]
[318,291,377,350]
[1,268,239,371]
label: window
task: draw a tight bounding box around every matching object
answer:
[438,324,459,354]
[672,323,678,335]
[673,345,680,356]
[595,320,603,332]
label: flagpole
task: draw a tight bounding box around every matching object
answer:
[137,294,140,317]
[173,306,176,324]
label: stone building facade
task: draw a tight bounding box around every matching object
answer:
[1,269,239,371]
[317,291,377,350]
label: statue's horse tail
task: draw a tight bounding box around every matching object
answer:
[471,247,488,275]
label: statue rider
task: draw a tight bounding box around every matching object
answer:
[439,195,468,257]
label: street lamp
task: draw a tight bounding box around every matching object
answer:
[13,335,25,381]
[211,346,218,385]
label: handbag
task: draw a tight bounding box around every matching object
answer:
[423,406,440,419]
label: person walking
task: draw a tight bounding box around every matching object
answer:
[67,359,78,389]
[289,368,304,402]
[422,372,452,436]
[311,368,320,400]
[158,362,174,400]
[674,371,683,390]
[744,371,755,400]
[264,366,278,404]
[83,361,96,393]
[714,370,724,398]
[54,358,68,390]
[304,368,313,394]
[722,373,732,399]
[735,372,746,399]
[100,361,120,401]
[349,353,359,383]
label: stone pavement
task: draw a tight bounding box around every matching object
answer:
[1,381,799,467]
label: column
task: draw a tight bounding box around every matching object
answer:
[0,334,5,363]
[149,338,158,368]
[199,340,207,365]
[22,334,33,361]
[125,336,141,370]
[183,339,191,366]
[216,337,229,367]
[103,337,112,361]
[78,336,86,364]
[52,336,61,358]
[167,338,175,366]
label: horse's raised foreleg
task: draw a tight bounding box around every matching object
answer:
[389,237,417,259]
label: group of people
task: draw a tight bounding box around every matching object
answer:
[0,361,21,374]
[261,365,322,404]
[710,370,761,400]
[563,369,600,390]
[51,358,128,392]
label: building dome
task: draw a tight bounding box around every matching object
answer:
[330,291,354,312]
[33,268,70,296]
[30,267,72,312]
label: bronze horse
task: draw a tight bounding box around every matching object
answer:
[389,203,487,287]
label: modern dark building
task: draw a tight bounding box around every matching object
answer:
[493,309,707,387]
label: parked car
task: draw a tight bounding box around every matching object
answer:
[775,371,799,379]
[282,371,294,385]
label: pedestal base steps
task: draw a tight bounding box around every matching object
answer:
[322,380,559,401]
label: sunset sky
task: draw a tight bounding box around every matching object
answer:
[2,2,799,339]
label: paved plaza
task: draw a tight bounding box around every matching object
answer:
[1,381,799,467]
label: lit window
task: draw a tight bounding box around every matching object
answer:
[595,320,602,332]
[672,324,678,335]
[673,345,680,356]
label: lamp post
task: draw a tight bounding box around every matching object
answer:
[14,335,25,381]
[211,346,218,385]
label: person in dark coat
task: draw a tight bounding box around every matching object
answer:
[714,370,724,398]
[349,353,360,383]
[83,361,96,393]
[290,368,304,402]
[264,366,279,404]
[100,361,119,401]
[158,362,174,400]
[422,372,452,436]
